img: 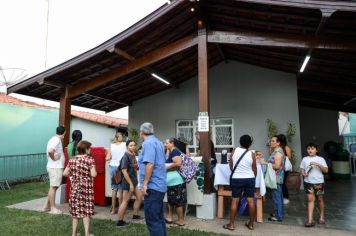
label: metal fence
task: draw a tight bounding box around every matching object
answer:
[0,153,48,186]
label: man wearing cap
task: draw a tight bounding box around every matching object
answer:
[138,122,167,236]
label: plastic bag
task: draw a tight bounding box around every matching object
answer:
[238,197,257,216]
[238,197,248,216]
[284,157,293,172]
[264,163,277,189]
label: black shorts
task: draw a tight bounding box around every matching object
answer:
[230,178,255,198]
[167,183,187,207]
[304,182,325,196]
[121,179,138,191]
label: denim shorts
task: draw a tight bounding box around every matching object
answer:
[230,178,255,198]
[109,165,122,190]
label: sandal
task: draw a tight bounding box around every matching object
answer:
[222,224,235,231]
[165,218,173,224]
[318,219,325,224]
[245,222,254,230]
[305,221,315,227]
[268,217,282,222]
[170,222,185,227]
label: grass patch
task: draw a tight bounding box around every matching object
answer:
[0,181,226,236]
[0,181,48,207]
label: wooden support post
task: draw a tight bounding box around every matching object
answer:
[59,86,71,146]
[198,21,212,194]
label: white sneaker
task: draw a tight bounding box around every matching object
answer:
[283,198,290,205]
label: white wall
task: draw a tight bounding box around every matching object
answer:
[129,61,302,164]
[71,118,116,148]
[299,106,342,157]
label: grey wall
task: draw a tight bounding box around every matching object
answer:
[299,106,341,157]
[129,61,302,165]
[71,118,116,148]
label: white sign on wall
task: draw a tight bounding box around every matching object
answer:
[198,112,209,132]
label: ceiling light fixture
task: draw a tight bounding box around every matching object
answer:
[299,55,310,73]
[190,8,195,12]
[151,73,170,85]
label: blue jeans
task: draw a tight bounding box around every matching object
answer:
[109,165,122,190]
[272,184,284,220]
[144,189,167,236]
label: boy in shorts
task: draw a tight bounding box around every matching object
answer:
[300,143,328,227]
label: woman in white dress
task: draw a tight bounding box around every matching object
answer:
[106,132,127,214]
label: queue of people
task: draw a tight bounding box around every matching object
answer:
[44,122,328,236]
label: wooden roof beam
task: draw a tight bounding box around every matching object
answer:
[298,80,356,97]
[82,92,130,107]
[67,34,197,98]
[297,9,334,77]
[299,99,356,113]
[235,0,356,12]
[39,79,129,106]
[114,48,179,88]
[207,30,356,50]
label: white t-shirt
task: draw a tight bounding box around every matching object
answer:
[46,136,65,169]
[109,142,126,167]
[300,155,328,184]
[231,147,255,179]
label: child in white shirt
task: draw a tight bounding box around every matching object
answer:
[300,143,328,227]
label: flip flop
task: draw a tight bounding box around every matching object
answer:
[318,220,325,225]
[304,221,315,227]
[165,219,173,224]
[170,222,185,227]
[268,217,282,222]
[245,222,254,230]
[222,224,235,231]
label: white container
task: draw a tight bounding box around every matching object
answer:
[55,184,67,204]
[196,194,216,219]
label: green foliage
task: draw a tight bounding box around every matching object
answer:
[266,119,297,170]
[266,119,278,140]
[286,123,296,143]
[128,128,140,145]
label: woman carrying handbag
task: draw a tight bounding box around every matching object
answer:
[223,135,257,231]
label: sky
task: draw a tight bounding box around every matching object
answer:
[0,0,168,118]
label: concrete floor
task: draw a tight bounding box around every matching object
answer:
[262,177,356,232]
[7,177,356,236]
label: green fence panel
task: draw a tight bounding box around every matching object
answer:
[0,153,47,181]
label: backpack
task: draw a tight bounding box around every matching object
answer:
[178,154,198,183]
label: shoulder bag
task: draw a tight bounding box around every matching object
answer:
[229,149,249,185]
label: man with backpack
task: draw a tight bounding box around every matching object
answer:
[139,122,167,236]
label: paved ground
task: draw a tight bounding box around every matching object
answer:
[262,177,356,232]
[7,178,356,236]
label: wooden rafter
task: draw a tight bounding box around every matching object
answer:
[114,48,179,88]
[299,99,356,113]
[298,80,356,97]
[207,30,356,50]
[235,0,356,12]
[67,34,198,98]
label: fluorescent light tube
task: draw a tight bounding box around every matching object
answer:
[151,73,170,85]
[299,55,310,73]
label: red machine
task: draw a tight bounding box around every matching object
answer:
[64,147,107,206]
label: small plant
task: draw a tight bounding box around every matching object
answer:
[266,119,278,140]
[266,119,297,169]
[128,128,140,154]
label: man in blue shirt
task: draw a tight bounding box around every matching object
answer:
[139,122,167,236]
